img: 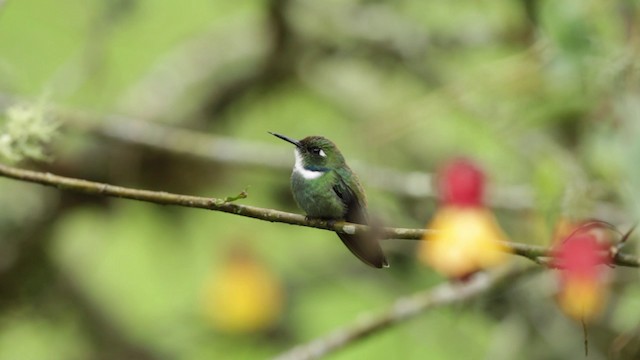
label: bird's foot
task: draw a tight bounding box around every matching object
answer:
[304,215,338,227]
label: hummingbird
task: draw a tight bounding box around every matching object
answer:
[270,132,388,268]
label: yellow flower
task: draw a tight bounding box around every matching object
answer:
[557,277,607,322]
[419,207,510,279]
[202,250,284,333]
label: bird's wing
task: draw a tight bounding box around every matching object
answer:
[332,169,388,268]
[332,172,367,224]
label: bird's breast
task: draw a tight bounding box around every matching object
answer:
[291,171,345,218]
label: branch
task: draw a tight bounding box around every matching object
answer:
[0,94,537,210]
[0,163,638,268]
[62,113,636,222]
[200,0,295,118]
[273,266,537,360]
[75,114,533,210]
[0,162,423,238]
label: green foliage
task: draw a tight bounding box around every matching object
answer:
[0,312,89,360]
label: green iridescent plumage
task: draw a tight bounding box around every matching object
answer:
[270,132,388,268]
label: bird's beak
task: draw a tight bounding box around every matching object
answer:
[269,132,302,148]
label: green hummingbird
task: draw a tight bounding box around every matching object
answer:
[270,132,388,268]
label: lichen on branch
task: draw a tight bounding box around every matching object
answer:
[0,101,59,163]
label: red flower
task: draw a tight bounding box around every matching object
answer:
[438,158,485,207]
[553,230,612,321]
[419,158,510,279]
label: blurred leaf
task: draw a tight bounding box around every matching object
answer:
[0,312,89,360]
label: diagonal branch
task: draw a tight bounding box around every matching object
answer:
[273,266,538,360]
[0,162,422,238]
[0,93,536,209]
[74,116,534,210]
[0,163,638,267]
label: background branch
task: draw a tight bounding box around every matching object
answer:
[0,94,539,210]
[2,95,630,224]
[0,163,637,268]
[75,114,535,210]
[274,266,538,360]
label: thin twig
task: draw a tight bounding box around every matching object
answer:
[273,266,537,360]
[582,317,589,357]
[0,163,638,268]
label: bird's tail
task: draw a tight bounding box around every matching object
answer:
[337,232,388,268]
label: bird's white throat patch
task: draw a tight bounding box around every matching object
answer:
[294,149,324,179]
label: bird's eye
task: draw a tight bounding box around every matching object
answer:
[310,147,326,157]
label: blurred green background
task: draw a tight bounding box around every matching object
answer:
[1,0,640,359]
